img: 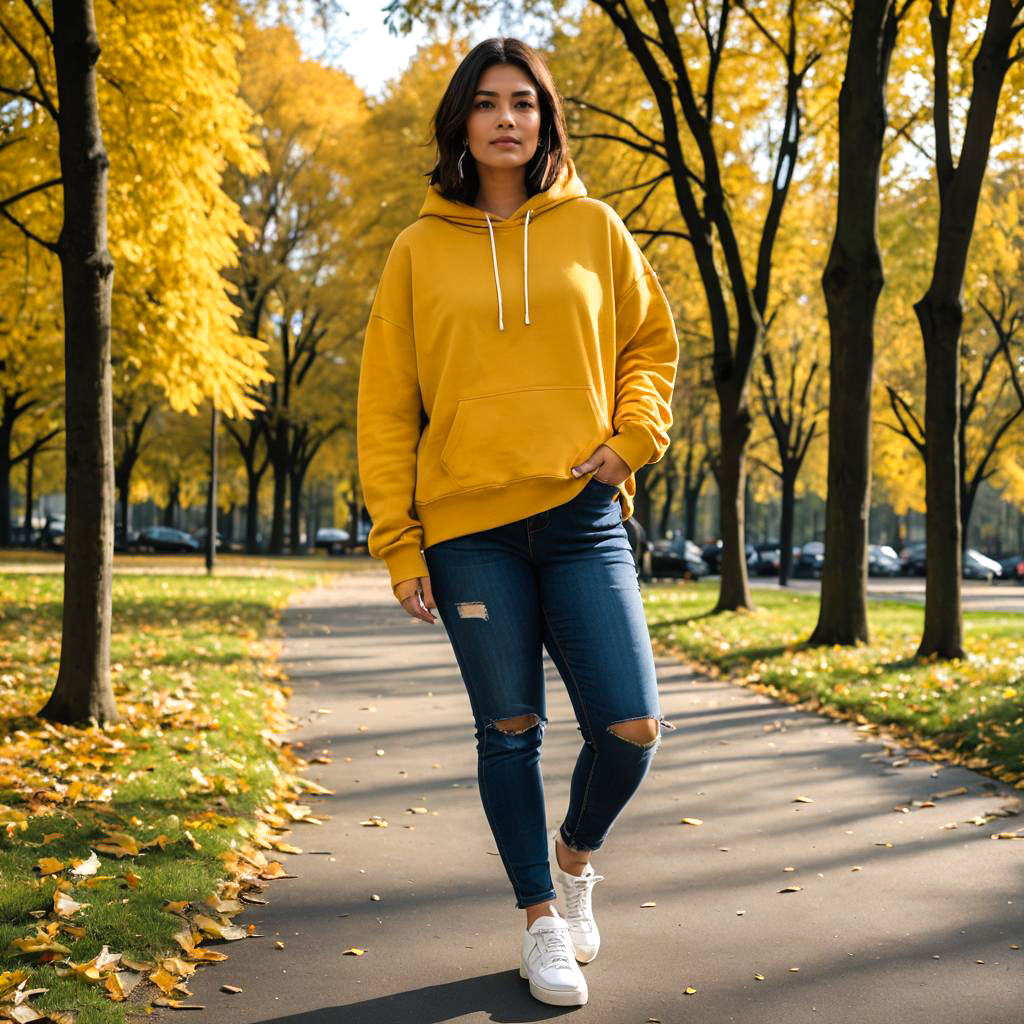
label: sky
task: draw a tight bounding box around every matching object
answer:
[321,5,513,100]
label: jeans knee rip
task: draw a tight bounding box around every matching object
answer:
[490,713,542,735]
[455,601,488,620]
[607,715,662,750]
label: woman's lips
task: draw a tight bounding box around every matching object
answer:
[491,140,519,146]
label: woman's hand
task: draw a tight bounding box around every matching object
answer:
[394,575,437,624]
[571,444,631,487]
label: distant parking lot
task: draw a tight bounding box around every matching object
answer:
[746,575,1024,613]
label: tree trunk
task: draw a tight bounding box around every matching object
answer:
[810,0,898,647]
[23,448,35,540]
[288,465,304,554]
[39,0,118,726]
[915,0,1018,659]
[916,297,965,657]
[162,480,180,528]
[778,467,796,586]
[0,416,11,548]
[270,460,287,554]
[244,466,262,553]
[713,398,753,611]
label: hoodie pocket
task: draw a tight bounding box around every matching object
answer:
[437,384,607,494]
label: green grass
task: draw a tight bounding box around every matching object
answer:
[0,567,334,1023]
[642,580,1024,784]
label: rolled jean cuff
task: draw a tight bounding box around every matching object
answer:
[516,887,557,911]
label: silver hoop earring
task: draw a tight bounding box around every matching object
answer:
[457,141,468,180]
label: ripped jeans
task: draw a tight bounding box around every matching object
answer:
[423,475,667,909]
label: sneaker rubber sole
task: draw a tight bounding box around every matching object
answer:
[518,961,588,1006]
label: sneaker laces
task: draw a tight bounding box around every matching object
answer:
[534,924,575,971]
[563,870,605,928]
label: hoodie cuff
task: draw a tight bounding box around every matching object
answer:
[603,422,658,474]
[387,544,430,598]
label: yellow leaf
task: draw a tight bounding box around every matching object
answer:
[342,947,366,955]
[679,817,703,826]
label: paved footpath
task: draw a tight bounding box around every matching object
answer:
[154,570,1022,1024]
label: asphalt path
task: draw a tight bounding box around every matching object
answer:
[151,570,1023,1024]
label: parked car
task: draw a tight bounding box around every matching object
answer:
[900,542,1003,581]
[963,548,1003,581]
[315,527,351,554]
[997,554,1024,582]
[193,528,228,552]
[868,544,902,576]
[127,526,200,553]
[899,541,927,575]
[752,541,782,576]
[649,534,709,580]
[793,541,825,578]
[39,516,64,550]
[700,540,758,575]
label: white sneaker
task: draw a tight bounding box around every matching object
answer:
[551,831,605,962]
[519,907,588,1006]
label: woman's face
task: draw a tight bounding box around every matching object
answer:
[464,62,542,173]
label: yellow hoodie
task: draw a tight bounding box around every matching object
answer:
[356,156,678,596]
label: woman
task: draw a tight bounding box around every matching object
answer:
[356,36,678,1007]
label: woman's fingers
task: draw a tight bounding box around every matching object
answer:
[396,576,437,623]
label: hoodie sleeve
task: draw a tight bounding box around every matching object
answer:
[602,233,679,473]
[356,237,429,596]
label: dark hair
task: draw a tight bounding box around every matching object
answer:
[426,37,568,204]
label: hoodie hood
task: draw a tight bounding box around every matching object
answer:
[417,156,588,331]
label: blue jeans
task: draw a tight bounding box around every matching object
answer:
[423,475,667,909]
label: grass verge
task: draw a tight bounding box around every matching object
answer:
[0,566,335,1023]
[643,580,1024,786]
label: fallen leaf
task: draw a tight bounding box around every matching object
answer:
[71,851,101,876]
[342,947,366,956]
[679,817,703,826]
[640,901,657,908]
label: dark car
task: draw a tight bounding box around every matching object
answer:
[649,535,709,580]
[315,527,350,554]
[964,548,1003,581]
[193,528,229,552]
[868,544,901,577]
[700,540,758,575]
[900,542,1003,581]
[128,526,200,553]
[752,541,782,576]
[899,541,927,576]
[793,541,825,578]
[38,516,65,550]
[997,554,1024,582]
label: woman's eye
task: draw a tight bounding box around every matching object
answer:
[475,100,535,108]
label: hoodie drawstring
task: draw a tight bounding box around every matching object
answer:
[523,209,531,325]
[485,210,531,332]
